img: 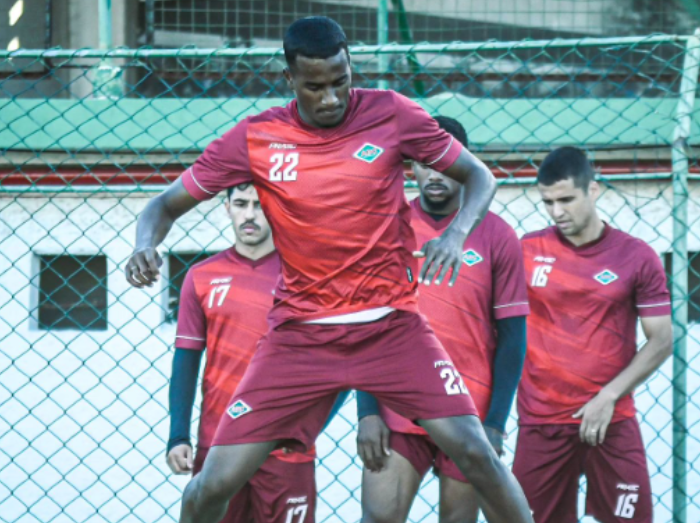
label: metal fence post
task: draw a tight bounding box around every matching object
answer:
[671,28,700,523]
[377,0,389,90]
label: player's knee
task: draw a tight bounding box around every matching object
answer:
[196,469,237,507]
[361,511,405,523]
[451,438,499,477]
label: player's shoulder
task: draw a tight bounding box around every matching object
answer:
[482,211,516,233]
[352,87,408,111]
[247,104,293,126]
[187,249,236,278]
[606,226,658,260]
[521,226,556,243]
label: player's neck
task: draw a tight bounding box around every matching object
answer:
[234,240,275,261]
[419,195,459,217]
[567,215,605,247]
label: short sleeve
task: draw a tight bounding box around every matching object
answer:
[635,244,671,317]
[181,119,253,201]
[393,92,463,171]
[492,220,530,319]
[175,270,207,350]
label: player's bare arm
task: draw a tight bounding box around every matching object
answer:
[415,148,496,287]
[125,179,200,287]
[573,314,672,446]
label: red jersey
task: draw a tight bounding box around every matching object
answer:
[175,248,312,462]
[381,202,530,435]
[519,225,671,425]
[181,89,462,327]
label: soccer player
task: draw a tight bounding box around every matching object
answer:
[355,116,529,523]
[167,183,331,522]
[514,147,673,523]
[125,17,534,523]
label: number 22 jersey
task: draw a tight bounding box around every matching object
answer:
[181,89,462,327]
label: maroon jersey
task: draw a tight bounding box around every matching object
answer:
[180,89,462,327]
[519,225,671,425]
[175,249,312,462]
[381,203,530,434]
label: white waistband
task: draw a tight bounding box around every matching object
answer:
[304,307,395,325]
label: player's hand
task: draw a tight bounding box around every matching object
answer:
[357,415,391,472]
[125,247,162,288]
[167,444,194,474]
[573,390,616,446]
[484,425,505,457]
[413,228,467,287]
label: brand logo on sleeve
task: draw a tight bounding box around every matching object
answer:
[227,399,252,419]
[353,143,384,163]
[594,269,618,285]
[462,249,483,266]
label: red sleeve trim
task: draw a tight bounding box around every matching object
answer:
[430,140,463,173]
[181,167,216,201]
[637,302,672,317]
[493,302,530,320]
[174,335,206,350]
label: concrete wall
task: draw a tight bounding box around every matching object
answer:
[0,181,698,522]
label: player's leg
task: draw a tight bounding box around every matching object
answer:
[350,311,533,523]
[511,424,582,523]
[180,441,278,523]
[192,446,254,523]
[583,418,653,523]
[420,415,532,523]
[360,432,431,523]
[434,452,478,523]
[248,454,317,523]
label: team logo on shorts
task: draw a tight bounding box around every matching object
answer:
[227,399,252,419]
[594,269,618,285]
[462,249,483,266]
[353,143,384,163]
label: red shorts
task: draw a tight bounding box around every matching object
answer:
[389,432,467,483]
[513,418,652,523]
[193,447,316,523]
[212,311,477,451]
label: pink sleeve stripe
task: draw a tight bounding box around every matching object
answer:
[181,167,215,201]
[637,301,671,308]
[637,303,672,318]
[175,338,206,350]
[425,136,454,166]
[494,303,530,320]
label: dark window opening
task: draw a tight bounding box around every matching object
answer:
[166,252,213,323]
[664,251,700,324]
[38,255,108,330]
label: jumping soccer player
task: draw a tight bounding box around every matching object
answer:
[125,17,534,523]
[514,147,672,523]
[356,117,529,523]
[168,183,342,522]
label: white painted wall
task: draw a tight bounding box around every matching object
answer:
[0,181,698,523]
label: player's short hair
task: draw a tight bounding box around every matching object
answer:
[434,116,468,148]
[283,17,349,69]
[226,182,253,200]
[538,146,595,190]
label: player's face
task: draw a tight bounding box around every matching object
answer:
[225,185,272,246]
[413,162,461,209]
[539,178,599,237]
[284,50,352,128]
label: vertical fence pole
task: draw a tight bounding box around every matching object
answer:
[94,0,122,99]
[377,0,389,89]
[98,0,113,50]
[672,29,700,523]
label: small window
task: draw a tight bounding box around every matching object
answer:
[664,252,700,323]
[37,255,108,330]
[166,252,213,323]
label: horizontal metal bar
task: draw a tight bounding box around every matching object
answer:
[3,173,696,194]
[0,34,690,60]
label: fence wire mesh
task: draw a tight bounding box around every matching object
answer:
[0,35,699,523]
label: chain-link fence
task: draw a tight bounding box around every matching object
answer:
[1,34,699,523]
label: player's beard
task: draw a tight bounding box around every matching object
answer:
[421,193,457,214]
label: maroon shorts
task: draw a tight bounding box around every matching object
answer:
[193,447,316,523]
[512,418,652,523]
[390,432,468,483]
[212,311,477,451]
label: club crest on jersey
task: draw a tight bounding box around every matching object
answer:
[353,143,384,163]
[462,249,483,266]
[227,400,252,419]
[594,269,618,285]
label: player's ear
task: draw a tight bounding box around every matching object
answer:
[283,67,295,92]
[588,180,600,200]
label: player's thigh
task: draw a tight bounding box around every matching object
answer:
[249,456,316,523]
[435,453,478,523]
[353,312,477,423]
[438,474,478,523]
[361,445,424,523]
[512,424,582,523]
[584,418,652,523]
[213,330,342,451]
